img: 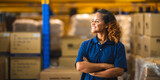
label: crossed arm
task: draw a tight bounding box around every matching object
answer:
[76,57,124,78]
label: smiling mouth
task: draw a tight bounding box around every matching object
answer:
[92,26,96,29]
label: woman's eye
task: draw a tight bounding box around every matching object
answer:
[95,21,99,23]
[91,20,99,23]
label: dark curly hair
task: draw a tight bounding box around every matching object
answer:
[96,9,121,43]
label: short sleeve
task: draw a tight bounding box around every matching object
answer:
[75,41,88,67]
[114,43,127,72]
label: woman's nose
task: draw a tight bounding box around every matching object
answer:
[91,21,95,25]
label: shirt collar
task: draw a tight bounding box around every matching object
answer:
[93,35,115,45]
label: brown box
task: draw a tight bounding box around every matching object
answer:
[10,32,41,54]
[144,13,160,37]
[0,32,10,52]
[0,23,6,32]
[10,57,41,80]
[136,35,144,56]
[136,13,144,35]
[130,35,137,54]
[130,14,137,34]
[143,36,160,57]
[40,67,81,80]
[0,56,9,80]
[61,36,87,57]
[0,59,5,80]
[59,57,77,68]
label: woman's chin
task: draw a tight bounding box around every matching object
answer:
[91,31,97,34]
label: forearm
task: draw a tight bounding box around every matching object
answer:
[90,67,124,78]
[76,61,113,73]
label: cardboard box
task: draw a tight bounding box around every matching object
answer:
[143,36,160,57]
[130,35,137,54]
[136,13,144,35]
[0,59,5,80]
[0,32,10,52]
[0,23,5,32]
[59,57,76,68]
[0,56,9,80]
[10,57,41,80]
[10,32,41,54]
[61,37,88,57]
[130,14,137,34]
[40,67,81,80]
[136,35,144,56]
[144,13,160,37]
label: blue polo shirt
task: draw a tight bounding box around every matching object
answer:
[75,36,127,80]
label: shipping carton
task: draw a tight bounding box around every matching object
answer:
[0,56,9,80]
[143,36,160,57]
[144,13,160,36]
[10,32,41,54]
[59,57,76,68]
[136,13,144,35]
[136,35,144,56]
[0,32,10,52]
[40,67,81,80]
[0,59,5,80]
[61,37,88,57]
[10,57,41,80]
[130,35,137,54]
[130,14,137,34]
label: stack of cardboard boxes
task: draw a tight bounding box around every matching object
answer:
[130,13,160,80]
[132,13,160,57]
[116,15,131,54]
[0,32,10,80]
[40,36,86,80]
[10,32,41,80]
[40,37,85,80]
[68,14,94,38]
[40,14,92,80]
[60,36,87,68]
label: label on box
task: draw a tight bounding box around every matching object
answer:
[3,33,10,37]
[33,33,40,37]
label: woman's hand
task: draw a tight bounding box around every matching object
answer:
[83,57,89,62]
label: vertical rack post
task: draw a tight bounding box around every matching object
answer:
[41,0,50,69]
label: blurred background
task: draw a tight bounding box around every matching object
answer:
[0,0,160,80]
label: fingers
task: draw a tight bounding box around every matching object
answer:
[89,73,95,76]
[83,57,88,62]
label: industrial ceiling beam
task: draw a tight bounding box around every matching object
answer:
[0,0,159,3]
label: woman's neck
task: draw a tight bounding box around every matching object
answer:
[97,31,108,44]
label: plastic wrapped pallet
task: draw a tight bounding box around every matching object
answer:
[13,19,40,32]
[134,56,160,80]
[68,14,94,38]
[116,15,131,53]
[39,19,64,51]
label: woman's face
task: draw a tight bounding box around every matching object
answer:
[91,12,107,33]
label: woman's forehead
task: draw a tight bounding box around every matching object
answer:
[92,13,103,20]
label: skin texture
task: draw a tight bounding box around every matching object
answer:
[76,57,114,73]
[91,13,108,44]
[76,12,125,78]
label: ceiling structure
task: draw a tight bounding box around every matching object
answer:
[0,0,159,13]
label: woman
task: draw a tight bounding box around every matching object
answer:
[75,9,127,80]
